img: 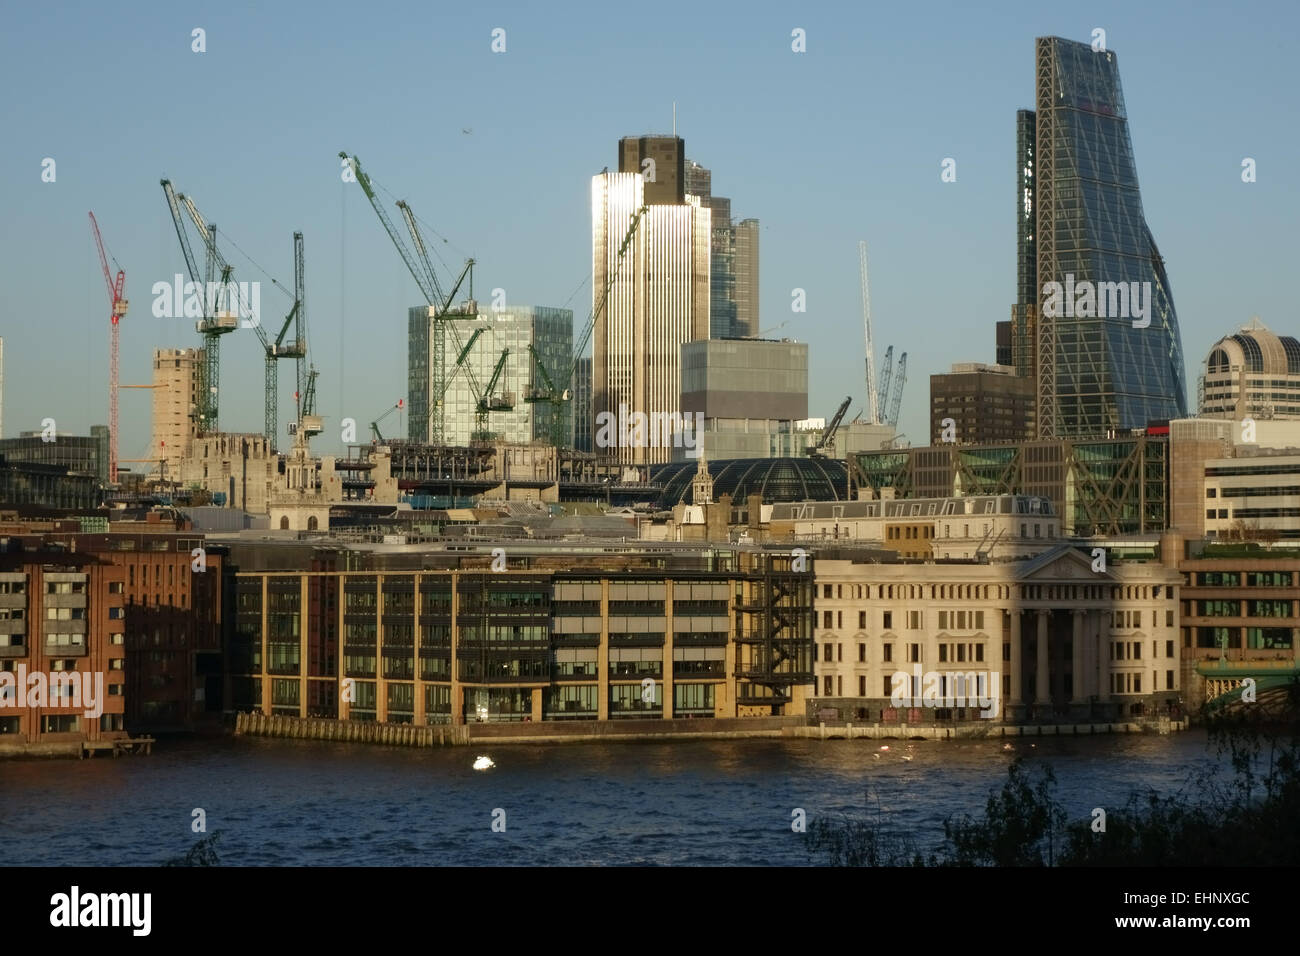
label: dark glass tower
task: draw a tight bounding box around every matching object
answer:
[1023,36,1186,437]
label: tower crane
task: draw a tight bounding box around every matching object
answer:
[524,199,649,447]
[877,345,894,425]
[342,152,495,444]
[161,179,239,434]
[88,212,127,484]
[370,399,405,443]
[859,241,878,425]
[886,352,907,428]
[175,192,304,448]
[808,396,852,458]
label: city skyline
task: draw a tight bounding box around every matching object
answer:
[2,2,1295,463]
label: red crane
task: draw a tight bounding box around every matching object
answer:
[89,211,128,484]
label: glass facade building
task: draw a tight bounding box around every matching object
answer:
[409,305,573,445]
[1022,36,1187,438]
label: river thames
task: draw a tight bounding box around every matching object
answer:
[2,730,1228,865]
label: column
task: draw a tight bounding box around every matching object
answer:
[1035,610,1050,705]
[1071,609,1085,703]
[1008,608,1022,712]
[662,580,674,719]
[597,579,610,720]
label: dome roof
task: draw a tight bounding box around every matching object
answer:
[1205,318,1300,375]
[649,457,848,508]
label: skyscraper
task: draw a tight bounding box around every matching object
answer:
[593,151,710,466]
[1015,36,1187,438]
[684,159,760,339]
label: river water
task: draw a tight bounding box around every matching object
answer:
[1,730,1228,865]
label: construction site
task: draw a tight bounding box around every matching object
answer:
[75,153,904,536]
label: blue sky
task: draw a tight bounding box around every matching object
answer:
[2,0,1296,460]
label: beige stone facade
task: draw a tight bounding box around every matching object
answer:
[811,544,1182,722]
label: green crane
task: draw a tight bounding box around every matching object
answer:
[342,152,499,444]
[161,179,239,434]
[370,399,404,443]
[175,192,305,448]
[525,201,648,447]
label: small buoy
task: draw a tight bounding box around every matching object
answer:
[900,755,913,762]
[879,745,890,751]
[472,755,495,771]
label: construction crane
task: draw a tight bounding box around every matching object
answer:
[370,399,404,443]
[525,199,649,447]
[176,193,304,448]
[877,345,894,425]
[342,152,486,444]
[885,352,907,428]
[859,241,878,426]
[88,212,128,484]
[293,365,322,437]
[161,179,240,434]
[807,396,852,458]
[475,349,512,441]
[396,199,512,439]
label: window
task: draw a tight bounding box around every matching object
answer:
[837,644,843,662]
[908,610,921,629]
[822,611,833,629]
[823,643,832,662]
[858,643,866,662]
[858,611,866,629]
[883,643,893,663]
[823,676,833,695]
[1166,670,1174,690]
[907,643,920,663]
[882,611,892,630]
[1206,488,1217,498]
[858,676,866,697]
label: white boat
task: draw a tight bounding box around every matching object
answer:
[472,755,495,771]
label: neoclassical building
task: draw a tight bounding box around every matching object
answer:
[811,543,1182,723]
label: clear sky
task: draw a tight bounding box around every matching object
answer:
[2,0,1296,461]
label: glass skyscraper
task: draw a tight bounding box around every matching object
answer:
[1015,36,1187,438]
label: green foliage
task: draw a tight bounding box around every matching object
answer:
[806,696,1300,867]
[163,830,223,867]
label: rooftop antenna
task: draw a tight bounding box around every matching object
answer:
[672,102,676,137]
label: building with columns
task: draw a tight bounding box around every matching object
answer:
[811,543,1182,723]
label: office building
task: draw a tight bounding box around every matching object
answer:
[0,428,109,487]
[1013,37,1187,438]
[222,539,812,724]
[1167,418,1300,541]
[619,135,685,205]
[680,338,807,459]
[573,357,593,453]
[1198,318,1300,420]
[685,160,761,340]
[930,363,1035,444]
[593,159,710,466]
[850,431,1171,536]
[733,219,759,339]
[409,306,573,446]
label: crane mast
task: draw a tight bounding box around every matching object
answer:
[89,212,127,484]
[859,241,877,426]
